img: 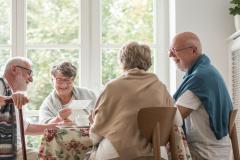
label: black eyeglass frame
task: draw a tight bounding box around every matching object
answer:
[168,46,196,56]
[15,66,33,76]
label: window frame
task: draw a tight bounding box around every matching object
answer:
[9,0,171,93]
[4,0,173,148]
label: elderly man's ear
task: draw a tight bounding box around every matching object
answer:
[193,46,198,54]
[10,65,18,75]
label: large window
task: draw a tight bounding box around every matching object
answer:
[0,0,11,75]
[0,0,170,149]
[26,0,81,111]
[101,0,154,84]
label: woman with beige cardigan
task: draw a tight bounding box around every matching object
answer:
[89,41,174,160]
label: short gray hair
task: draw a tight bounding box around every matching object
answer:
[119,41,152,71]
[51,61,77,78]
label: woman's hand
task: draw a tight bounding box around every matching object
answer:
[58,108,72,120]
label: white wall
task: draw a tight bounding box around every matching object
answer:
[173,0,235,88]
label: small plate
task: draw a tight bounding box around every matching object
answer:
[75,125,90,128]
[56,124,89,129]
[56,124,74,129]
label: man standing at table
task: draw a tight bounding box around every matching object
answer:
[0,57,57,160]
[169,32,233,159]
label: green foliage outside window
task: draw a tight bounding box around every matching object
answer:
[0,0,10,44]
[0,49,11,75]
[0,0,11,74]
[102,49,121,84]
[101,0,154,84]
[27,0,80,44]
[229,0,240,16]
[102,0,153,44]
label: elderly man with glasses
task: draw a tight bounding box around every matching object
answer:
[169,32,233,160]
[0,57,59,160]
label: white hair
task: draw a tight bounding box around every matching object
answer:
[4,57,32,73]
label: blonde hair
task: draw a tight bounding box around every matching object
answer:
[119,41,152,71]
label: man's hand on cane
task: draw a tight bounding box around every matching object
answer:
[11,92,29,109]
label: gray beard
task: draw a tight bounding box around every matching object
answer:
[15,74,27,91]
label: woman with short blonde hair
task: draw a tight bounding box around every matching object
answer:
[119,41,152,71]
[90,41,173,159]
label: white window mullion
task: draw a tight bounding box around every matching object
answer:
[154,0,170,89]
[14,0,25,57]
[169,0,177,95]
[90,0,101,91]
[80,0,90,88]
[12,0,17,56]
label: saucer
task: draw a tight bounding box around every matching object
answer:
[56,124,89,129]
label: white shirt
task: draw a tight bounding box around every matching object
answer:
[176,90,231,160]
[90,131,119,160]
[0,78,29,151]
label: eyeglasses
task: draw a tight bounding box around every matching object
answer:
[168,46,195,56]
[16,66,33,76]
[54,77,74,84]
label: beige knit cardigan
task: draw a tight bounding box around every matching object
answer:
[90,68,173,159]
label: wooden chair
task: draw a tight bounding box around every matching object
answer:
[229,109,240,160]
[136,107,177,160]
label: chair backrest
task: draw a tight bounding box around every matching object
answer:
[137,107,177,160]
[229,109,240,160]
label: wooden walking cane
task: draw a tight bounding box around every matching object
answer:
[18,108,27,160]
[5,98,27,160]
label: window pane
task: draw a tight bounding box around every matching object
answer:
[26,135,42,150]
[149,49,155,73]
[27,0,80,44]
[102,49,121,84]
[27,49,80,111]
[0,0,11,44]
[102,48,155,84]
[102,0,153,44]
[0,48,11,75]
